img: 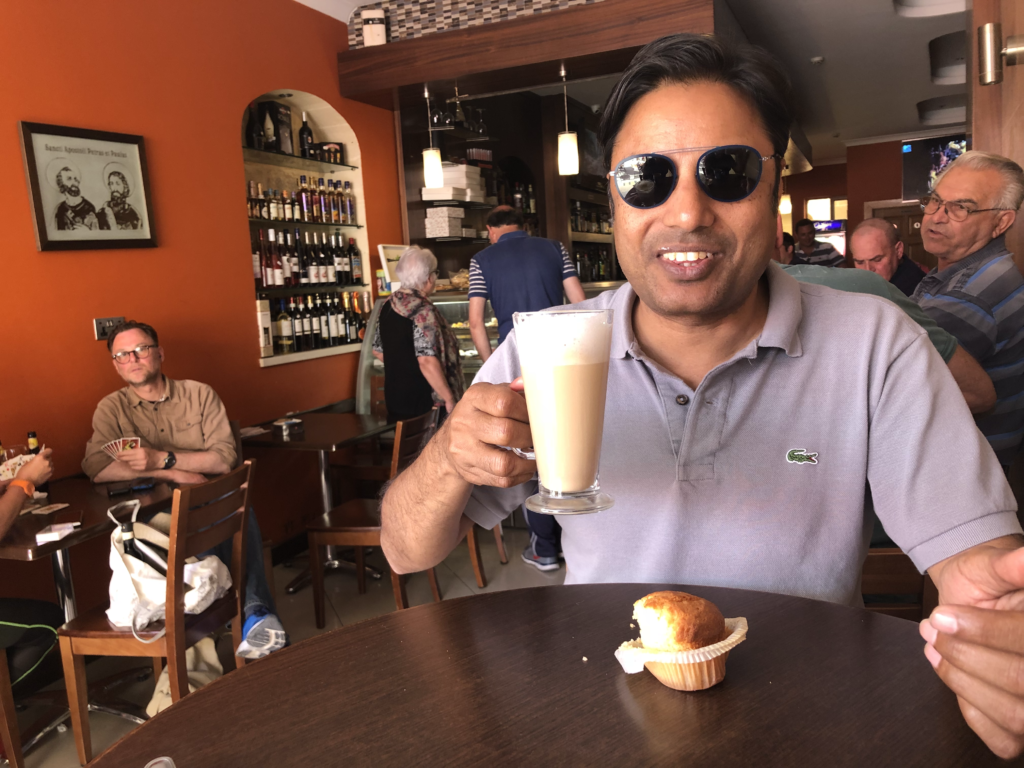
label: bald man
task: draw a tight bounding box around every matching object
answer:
[849,218,926,296]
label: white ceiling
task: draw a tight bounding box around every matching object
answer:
[295,0,969,165]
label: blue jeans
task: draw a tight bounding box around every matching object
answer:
[202,509,276,620]
[525,506,561,559]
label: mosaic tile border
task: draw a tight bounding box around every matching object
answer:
[348,0,606,50]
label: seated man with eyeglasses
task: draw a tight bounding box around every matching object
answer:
[81,320,287,658]
[912,151,1024,468]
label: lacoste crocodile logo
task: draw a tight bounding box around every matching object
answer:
[786,449,818,465]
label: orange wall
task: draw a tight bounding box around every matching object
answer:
[847,141,904,230]
[0,0,403,482]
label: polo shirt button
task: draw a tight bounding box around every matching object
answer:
[675,394,689,405]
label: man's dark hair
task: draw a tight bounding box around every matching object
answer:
[795,218,814,231]
[599,34,794,200]
[486,206,524,229]
[107,320,159,352]
[782,232,794,249]
[107,170,131,197]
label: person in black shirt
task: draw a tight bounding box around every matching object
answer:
[372,247,464,422]
[850,218,926,296]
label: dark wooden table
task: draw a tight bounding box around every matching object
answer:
[89,584,1008,767]
[0,477,172,619]
[243,412,391,593]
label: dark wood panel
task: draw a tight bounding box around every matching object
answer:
[337,0,714,110]
[91,584,1006,768]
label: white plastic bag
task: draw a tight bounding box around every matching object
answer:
[105,501,232,641]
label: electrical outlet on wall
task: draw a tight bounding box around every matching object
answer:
[94,317,125,342]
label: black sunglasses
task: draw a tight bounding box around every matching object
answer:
[608,145,782,209]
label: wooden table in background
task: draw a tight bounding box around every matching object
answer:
[90,584,1005,767]
[0,477,173,619]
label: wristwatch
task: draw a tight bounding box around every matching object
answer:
[162,451,177,470]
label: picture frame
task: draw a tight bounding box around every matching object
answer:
[19,121,157,251]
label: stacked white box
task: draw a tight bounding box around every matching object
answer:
[421,187,468,201]
[426,206,465,220]
[424,217,462,238]
[461,228,477,238]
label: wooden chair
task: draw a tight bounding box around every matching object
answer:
[861,547,939,622]
[58,461,255,765]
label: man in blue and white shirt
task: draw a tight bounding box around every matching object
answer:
[468,206,586,362]
[791,218,845,268]
[912,151,1024,467]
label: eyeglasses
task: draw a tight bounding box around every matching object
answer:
[112,344,156,364]
[919,195,1011,222]
[608,145,782,209]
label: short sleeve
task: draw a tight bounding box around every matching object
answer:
[879,281,958,362]
[916,295,997,363]
[559,242,578,279]
[468,257,488,300]
[867,334,1020,572]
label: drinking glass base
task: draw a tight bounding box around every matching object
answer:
[525,491,614,516]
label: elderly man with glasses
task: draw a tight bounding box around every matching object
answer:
[81,321,287,659]
[911,151,1024,468]
[380,34,1024,759]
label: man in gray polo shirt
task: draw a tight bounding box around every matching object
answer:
[381,35,1024,759]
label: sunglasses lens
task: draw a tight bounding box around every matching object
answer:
[698,147,762,202]
[612,154,676,208]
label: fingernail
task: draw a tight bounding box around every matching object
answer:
[924,643,942,669]
[931,612,958,634]
[919,619,937,645]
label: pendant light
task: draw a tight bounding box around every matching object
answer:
[423,85,444,189]
[557,65,579,176]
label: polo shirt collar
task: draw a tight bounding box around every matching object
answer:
[498,230,528,243]
[608,261,804,361]
[930,234,1008,282]
[127,376,174,408]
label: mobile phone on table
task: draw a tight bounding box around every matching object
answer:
[130,477,156,493]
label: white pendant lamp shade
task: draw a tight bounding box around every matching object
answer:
[423,147,443,189]
[558,131,579,176]
[778,194,793,215]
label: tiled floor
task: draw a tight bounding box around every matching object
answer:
[15,523,563,767]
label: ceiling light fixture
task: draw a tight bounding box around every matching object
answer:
[423,85,443,189]
[557,64,579,176]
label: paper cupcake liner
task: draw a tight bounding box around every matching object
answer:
[614,617,748,675]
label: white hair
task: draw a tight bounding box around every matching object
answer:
[394,246,437,291]
[936,150,1024,211]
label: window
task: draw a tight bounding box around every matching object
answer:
[833,198,848,220]
[806,198,831,221]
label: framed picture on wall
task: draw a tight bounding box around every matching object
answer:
[19,121,157,251]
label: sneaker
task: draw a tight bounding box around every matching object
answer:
[521,543,560,572]
[236,608,288,659]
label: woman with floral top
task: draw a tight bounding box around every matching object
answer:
[372,247,464,422]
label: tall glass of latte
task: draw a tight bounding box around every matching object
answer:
[512,308,614,515]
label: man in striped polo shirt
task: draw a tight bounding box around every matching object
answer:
[468,205,587,570]
[791,218,845,268]
[912,151,1024,467]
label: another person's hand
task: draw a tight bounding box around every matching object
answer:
[921,542,1024,759]
[17,448,54,487]
[440,381,535,488]
[167,469,208,485]
[115,447,166,472]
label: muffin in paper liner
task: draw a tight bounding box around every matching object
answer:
[614,617,748,691]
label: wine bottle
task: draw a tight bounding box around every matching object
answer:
[277,230,292,286]
[277,300,295,354]
[311,180,322,223]
[285,230,299,285]
[267,229,284,287]
[343,181,357,225]
[329,181,341,224]
[298,111,315,159]
[297,229,309,286]
[262,106,277,152]
[348,238,362,285]
[245,102,265,150]
[325,293,338,346]
[258,229,272,289]
[299,176,313,223]
[315,234,329,285]
[341,292,354,343]
[282,191,293,222]
[251,235,262,289]
[317,295,331,347]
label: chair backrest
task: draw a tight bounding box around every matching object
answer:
[861,547,938,621]
[229,419,243,469]
[389,408,440,479]
[164,461,254,677]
